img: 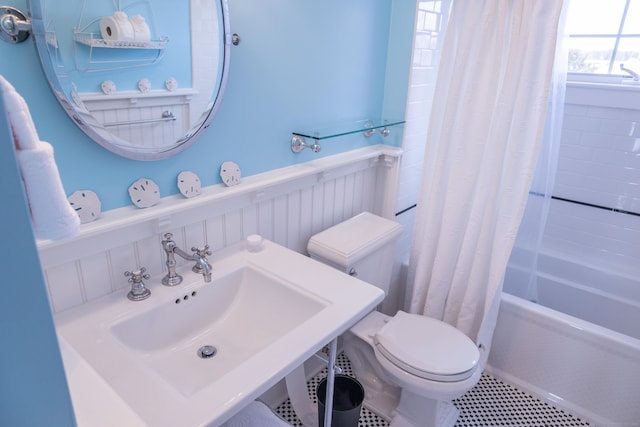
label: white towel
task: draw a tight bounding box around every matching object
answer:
[221,401,291,427]
[0,75,80,240]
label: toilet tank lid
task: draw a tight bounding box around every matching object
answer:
[307,212,403,267]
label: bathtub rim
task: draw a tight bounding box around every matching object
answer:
[498,291,640,352]
[507,246,640,305]
[487,291,640,427]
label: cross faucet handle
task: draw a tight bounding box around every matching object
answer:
[124,267,152,301]
[125,267,151,283]
[191,245,212,257]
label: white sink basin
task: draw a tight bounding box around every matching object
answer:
[110,265,327,396]
[55,237,384,427]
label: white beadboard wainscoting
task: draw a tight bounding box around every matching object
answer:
[78,89,198,149]
[37,145,403,314]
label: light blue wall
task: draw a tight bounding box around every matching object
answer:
[383,0,417,123]
[0,94,76,425]
[1,0,414,212]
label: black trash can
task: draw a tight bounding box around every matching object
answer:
[316,374,364,427]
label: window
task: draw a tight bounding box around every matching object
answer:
[566,0,640,81]
[412,1,449,68]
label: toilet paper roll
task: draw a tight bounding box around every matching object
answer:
[129,15,151,43]
[99,11,134,42]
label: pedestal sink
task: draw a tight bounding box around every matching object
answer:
[55,237,384,426]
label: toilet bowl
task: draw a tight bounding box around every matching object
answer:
[307,212,482,427]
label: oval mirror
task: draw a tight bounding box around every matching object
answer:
[29,0,230,160]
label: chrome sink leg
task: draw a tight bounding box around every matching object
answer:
[323,338,338,427]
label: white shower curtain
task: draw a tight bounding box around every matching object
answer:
[405,0,565,363]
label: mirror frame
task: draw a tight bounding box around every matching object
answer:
[28,0,231,161]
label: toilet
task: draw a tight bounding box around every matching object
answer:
[307,212,482,427]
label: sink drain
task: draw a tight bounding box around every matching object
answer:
[197,345,217,359]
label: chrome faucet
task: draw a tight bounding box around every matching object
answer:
[161,232,212,286]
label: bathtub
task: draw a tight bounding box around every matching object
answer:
[487,251,640,427]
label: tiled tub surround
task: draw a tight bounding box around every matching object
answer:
[38,145,402,314]
[548,82,640,278]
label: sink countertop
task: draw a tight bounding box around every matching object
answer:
[56,238,384,426]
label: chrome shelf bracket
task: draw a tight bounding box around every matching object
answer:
[291,135,321,153]
[363,124,390,138]
[0,6,31,44]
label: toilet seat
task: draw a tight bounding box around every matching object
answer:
[373,311,479,382]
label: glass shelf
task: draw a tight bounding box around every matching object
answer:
[292,118,405,141]
[291,118,405,154]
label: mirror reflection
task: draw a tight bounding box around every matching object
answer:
[29,0,230,160]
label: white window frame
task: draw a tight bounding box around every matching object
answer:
[567,0,640,84]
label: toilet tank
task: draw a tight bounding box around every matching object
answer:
[307,212,403,295]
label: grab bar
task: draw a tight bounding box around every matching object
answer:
[103,111,176,127]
